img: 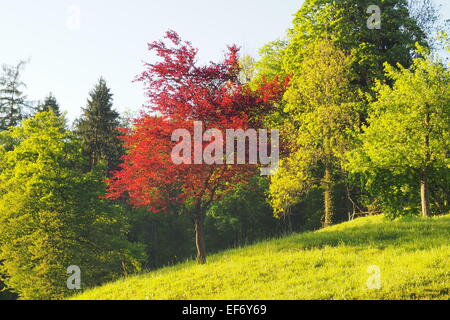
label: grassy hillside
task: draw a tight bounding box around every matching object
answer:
[73,214,449,300]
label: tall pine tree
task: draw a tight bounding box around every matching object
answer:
[0,61,30,131]
[75,78,122,173]
[37,93,61,116]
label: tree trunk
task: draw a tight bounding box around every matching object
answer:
[323,164,334,228]
[420,169,431,217]
[194,218,206,264]
[421,106,431,218]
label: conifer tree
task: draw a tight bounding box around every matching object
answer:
[0,61,30,131]
[75,78,122,173]
[37,93,61,116]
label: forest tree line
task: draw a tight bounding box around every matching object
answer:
[0,0,449,299]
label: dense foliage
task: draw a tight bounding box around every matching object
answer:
[347,50,450,217]
[269,40,360,227]
[75,78,123,173]
[105,31,286,264]
[0,112,144,299]
[37,93,61,116]
[0,0,448,300]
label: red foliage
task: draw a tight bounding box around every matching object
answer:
[105,31,286,217]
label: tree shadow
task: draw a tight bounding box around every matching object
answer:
[276,216,450,251]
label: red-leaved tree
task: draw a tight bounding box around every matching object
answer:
[106,31,287,264]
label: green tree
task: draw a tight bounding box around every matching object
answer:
[269,41,360,227]
[37,93,61,116]
[0,111,144,299]
[0,61,30,131]
[239,55,257,84]
[206,176,283,249]
[284,0,426,89]
[262,0,432,226]
[348,51,450,217]
[75,78,122,173]
[255,39,288,82]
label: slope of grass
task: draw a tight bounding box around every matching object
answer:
[73,214,450,300]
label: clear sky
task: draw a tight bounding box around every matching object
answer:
[0,0,302,122]
[1,1,449,123]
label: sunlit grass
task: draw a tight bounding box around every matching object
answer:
[72,214,449,300]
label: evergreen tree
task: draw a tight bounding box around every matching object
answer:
[0,61,30,131]
[75,78,122,173]
[0,111,145,299]
[37,93,61,116]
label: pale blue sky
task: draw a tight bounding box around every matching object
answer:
[1,1,449,123]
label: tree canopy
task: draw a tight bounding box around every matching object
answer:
[347,49,450,217]
[0,111,144,299]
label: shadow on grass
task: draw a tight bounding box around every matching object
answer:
[275,215,450,251]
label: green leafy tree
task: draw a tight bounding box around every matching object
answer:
[262,0,432,225]
[239,55,257,84]
[0,111,145,299]
[75,78,122,173]
[347,51,450,217]
[255,39,288,82]
[206,176,283,249]
[269,41,360,227]
[0,61,31,131]
[252,40,290,129]
[284,0,426,89]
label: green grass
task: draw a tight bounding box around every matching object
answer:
[73,214,450,300]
